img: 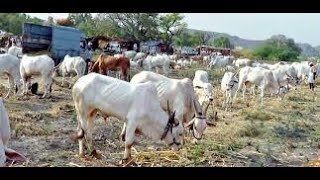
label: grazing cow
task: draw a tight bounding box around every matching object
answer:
[139,54,170,76]
[20,54,55,98]
[271,64,301,90]
[55,55,87,88]
[71,73,184,163]
[130,71,215,143]
[233,58,250,68]
[221,71,239,111]
[0,54,22,98]
[235,66,289,104]
[7,46,22,58]
[209,55,234,71]
[89,54,130,81]
[0,97,26,167]
[193,70,214,106]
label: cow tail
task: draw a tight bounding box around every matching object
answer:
[128,60,131,82]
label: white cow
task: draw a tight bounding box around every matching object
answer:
[0,97,26,167]
[209,55,234,70]
[55,55,86,88]
[140,54,170,76]
[192,70,214,106]
[233,58,251,68]
[20,54,55,98]
[221,71,239,111]
[0,54,22,98]
[130,71,215,143]
[71,73,184,162]
[235,66,289,104]
[7,46,22,58]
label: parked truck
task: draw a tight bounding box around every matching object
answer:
[22,22,92,67]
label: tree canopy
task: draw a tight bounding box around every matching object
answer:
[253,34,301,61]
[0,13,43,35]
[209,36,232,48]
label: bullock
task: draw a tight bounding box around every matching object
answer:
[20,54,55,98]
[139,54,170,76]
[89,54,130,81]
[0,54,22,98]
[130,71,215,143]
[54,55,87,88]
[0,96,26,167]
[221,71,239,111]
[234,66,289,104]
[71,73,184,163]
[192,70,214,106]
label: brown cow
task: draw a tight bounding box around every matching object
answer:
[89,54,130,81]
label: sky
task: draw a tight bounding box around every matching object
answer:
[26,13,320,46]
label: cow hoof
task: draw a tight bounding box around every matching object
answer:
[121,134,126,142]
[119,158,132,166]
[89,150,102,159]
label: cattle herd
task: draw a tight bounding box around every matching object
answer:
[0,45,319,167]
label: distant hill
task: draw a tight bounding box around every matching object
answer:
[187,29,320,57]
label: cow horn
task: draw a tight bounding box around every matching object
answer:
[184,119,195,128]
[193,100,202,116]
[285,72,292,77]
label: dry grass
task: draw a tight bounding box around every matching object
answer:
[1,64,320,167]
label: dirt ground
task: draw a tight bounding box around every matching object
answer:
[1,65,320,167]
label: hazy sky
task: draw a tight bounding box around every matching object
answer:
[26,13,320,46]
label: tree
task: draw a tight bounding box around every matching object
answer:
[173,31,199,47]
[253,35,301,61]
[0,13,43,35]
[158,13,187,43]
[95,13,160,41]
[211,36,231,48]
[193,31,211,46]
[68,13,92,26]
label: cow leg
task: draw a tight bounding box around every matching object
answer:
[120,123,127,141]
[86,115,101,159]
[260,86,265,105]
[61,72,66,87]
[4,75,14,99]
[121,122,136,163]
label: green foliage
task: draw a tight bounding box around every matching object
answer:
[253,35,301,61]
[209,36,231,48]
[173,31,199,47]
[0,13,43,35]
[158,13,187,43]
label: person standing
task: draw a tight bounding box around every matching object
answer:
[308,62,317,91]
